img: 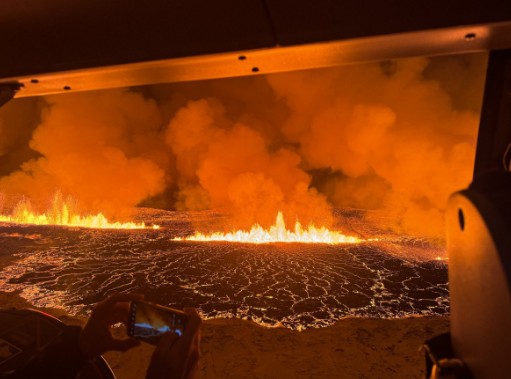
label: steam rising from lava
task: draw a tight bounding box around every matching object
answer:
[0,54,485,237]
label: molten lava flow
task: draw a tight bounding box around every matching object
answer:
[0,195,159,230]
[174,212,361,244]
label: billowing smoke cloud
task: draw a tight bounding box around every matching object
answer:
[0,90,167,218]
[268,57,483,236]
[0,54,486,236]
[0,98,41,176]
[165,98,332,229]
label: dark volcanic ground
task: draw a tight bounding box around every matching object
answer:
[0,209,448,330]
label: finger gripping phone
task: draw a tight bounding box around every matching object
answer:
[127,300,189,345]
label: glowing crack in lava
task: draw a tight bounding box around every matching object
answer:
[174,211,361,244]
[0,208,449,329]
[0,194,159,230]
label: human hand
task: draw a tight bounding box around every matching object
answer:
[146,308,202,379]
[79,293,143,359]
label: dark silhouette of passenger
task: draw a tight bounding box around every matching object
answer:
[1,293,201,379]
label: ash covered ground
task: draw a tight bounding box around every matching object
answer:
[0,209,448,330]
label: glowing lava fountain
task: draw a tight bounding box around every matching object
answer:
[0,194,159,230]
[175,212,361,244]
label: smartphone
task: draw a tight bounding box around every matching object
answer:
[127,300,189,345]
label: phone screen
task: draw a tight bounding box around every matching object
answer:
[128,301,188,345]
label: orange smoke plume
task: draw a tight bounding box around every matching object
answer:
[0,54,486,238]
[0,90,167,220]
